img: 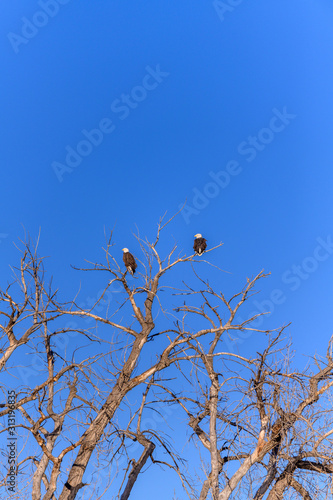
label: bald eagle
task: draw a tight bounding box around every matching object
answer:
[193,234,207,256]
[122,248,137,275]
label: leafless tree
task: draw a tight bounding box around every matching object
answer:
[1,215,333,500]
[153,283,333,499]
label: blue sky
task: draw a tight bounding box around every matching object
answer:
[1,0,333,498]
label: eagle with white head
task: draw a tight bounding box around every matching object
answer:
[122,248,137,275]
[193,234,207,256]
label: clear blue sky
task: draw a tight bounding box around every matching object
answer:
[1,1,333,498]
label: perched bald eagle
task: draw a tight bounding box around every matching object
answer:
[122,248,137,275]
[193,234,207,256]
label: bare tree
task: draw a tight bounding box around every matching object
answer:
[154,286,333,500]
[1,216,333,500]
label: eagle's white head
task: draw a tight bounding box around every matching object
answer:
[122,248,129,253]
[194,234,202,238]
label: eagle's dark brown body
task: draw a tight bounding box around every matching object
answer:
[193,236,207,256]
[123,250,137,275]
